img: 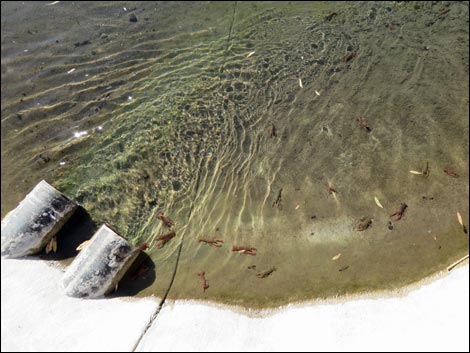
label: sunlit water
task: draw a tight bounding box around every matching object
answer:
[1,1,468,307]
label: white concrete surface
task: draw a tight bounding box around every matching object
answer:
[1,258,468,352]
[136,265,469,352]
[1,259,158,352]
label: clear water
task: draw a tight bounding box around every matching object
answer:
[1,1,468,308]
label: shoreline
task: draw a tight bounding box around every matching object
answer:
[2,257,468,351]
[136,264,469,352]
[121,255,470,318]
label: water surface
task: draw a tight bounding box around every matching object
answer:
[1,1,468,308]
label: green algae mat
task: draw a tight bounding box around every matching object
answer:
[1,1,468,308]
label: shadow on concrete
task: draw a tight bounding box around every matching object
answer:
[29,205,156,297]
[36,205,97,262]
[108,251,157,298]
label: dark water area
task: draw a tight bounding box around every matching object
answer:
[1,1,469,308]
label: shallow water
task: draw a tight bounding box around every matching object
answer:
[1,1,468,308]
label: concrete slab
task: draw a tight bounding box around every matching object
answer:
[1,259,158,352]
[1,258,468,352]
[136,267,469,352]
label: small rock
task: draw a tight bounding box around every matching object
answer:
[129,14,138,23]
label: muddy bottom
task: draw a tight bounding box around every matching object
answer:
[1,1,468,308]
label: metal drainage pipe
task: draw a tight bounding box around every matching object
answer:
[63,224,141,298]
[1,180,77,258]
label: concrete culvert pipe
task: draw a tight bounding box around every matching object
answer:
[1,180,77,258]
[63,224,141,298]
